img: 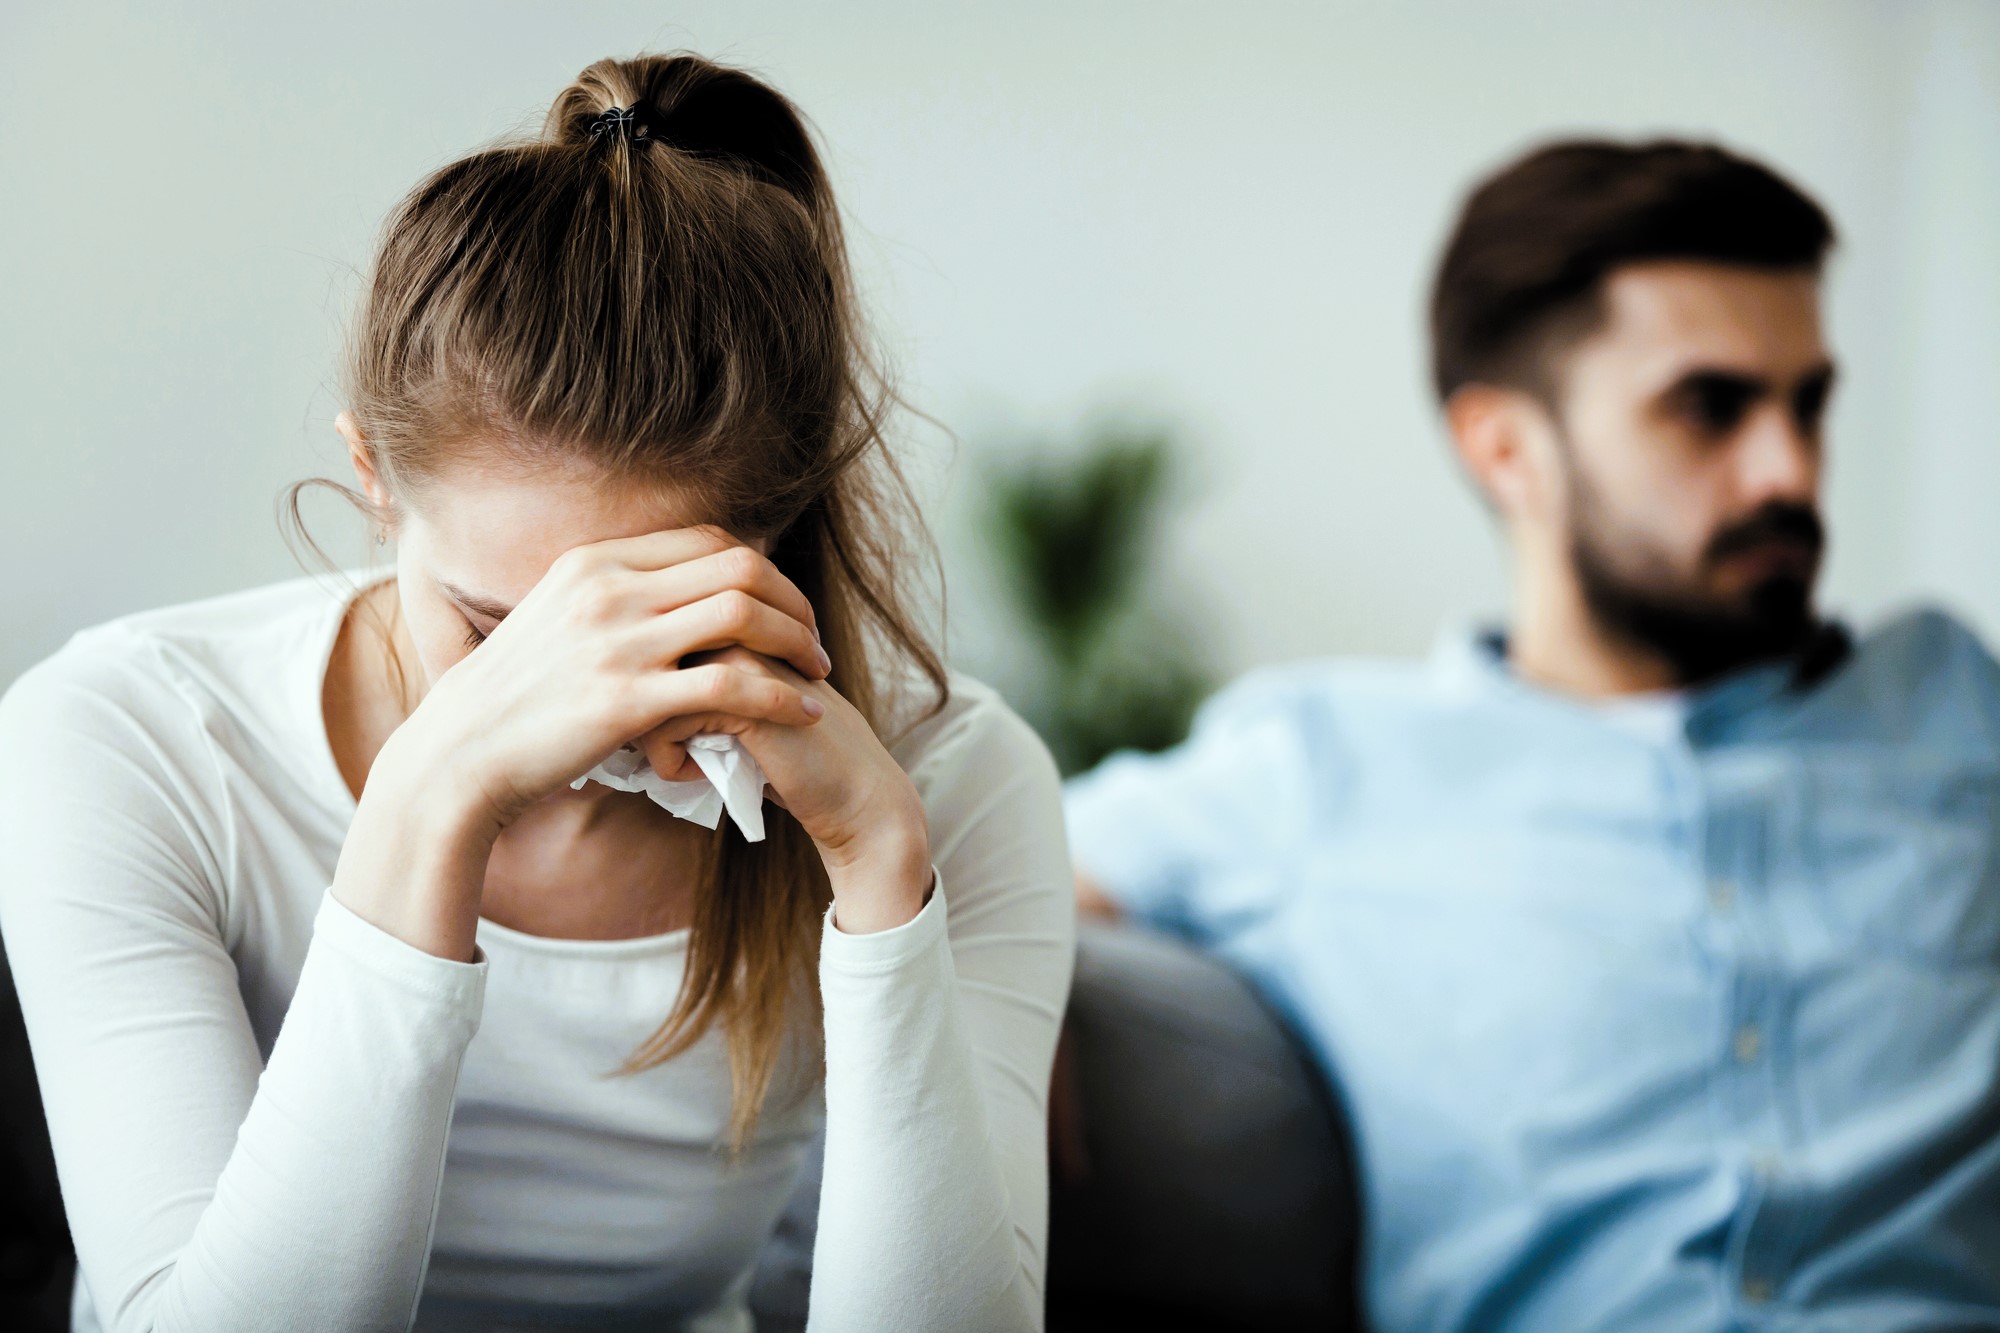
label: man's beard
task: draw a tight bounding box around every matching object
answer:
[1567,467,1825,688]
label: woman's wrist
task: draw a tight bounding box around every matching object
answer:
[371,703,519,838]
[333,728,500,961]
[819,797,934,935]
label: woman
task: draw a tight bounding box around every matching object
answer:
[0,53,1072,1332]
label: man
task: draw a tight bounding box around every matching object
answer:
[1065,139,2000,1330]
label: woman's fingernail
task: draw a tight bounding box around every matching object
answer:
[816,646,833,675]
[802,696,825,718]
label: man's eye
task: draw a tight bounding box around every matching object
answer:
[462,623,489,651]
[1794,377,1833,435]
[1681,379,1756,434]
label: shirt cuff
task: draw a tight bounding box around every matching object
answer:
[312,888,489,1015]
[820,866,949,975]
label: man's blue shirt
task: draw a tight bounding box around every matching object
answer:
[1063,609,2000,1331]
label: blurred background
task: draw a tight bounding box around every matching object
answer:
[3,0,1998,757]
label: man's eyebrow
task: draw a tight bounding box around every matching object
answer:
[1659,366,1768,394]
[438,580,515,621]
[1657,358,1838,396]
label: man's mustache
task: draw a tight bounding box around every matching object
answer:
[1704,503,1825,568]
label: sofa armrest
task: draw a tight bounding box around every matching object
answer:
[1046,921,1365,1331]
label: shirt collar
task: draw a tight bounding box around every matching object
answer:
[1428,621,1853,740]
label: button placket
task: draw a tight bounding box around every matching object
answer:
[1701,754,1798,1313]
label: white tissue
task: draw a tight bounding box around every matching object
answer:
[570,735,769,842]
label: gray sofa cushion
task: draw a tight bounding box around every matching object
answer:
[0,939,73,1333]
[1045,921,1364,1330]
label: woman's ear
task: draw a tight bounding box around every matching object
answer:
[335,411,393,515]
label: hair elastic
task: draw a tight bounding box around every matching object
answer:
[588,105,650,144]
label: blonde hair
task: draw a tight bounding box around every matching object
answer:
[311,52,946,1147]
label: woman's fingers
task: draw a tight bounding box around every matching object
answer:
[631,590,830,681]
[639,545,819,640]
[630,653,822,779]
[587,524,740,574]
[634,731,694,783]
[640,662,825,733]
[561,529,822,668]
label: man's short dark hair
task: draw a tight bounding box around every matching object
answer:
[1428,139,1836,404]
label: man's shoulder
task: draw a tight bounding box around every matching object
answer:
[1855,606,1994,666]
[1065,653,1432,812]
[1845,606,2000,700]
[1832,606,2000,747]
[1197,654,1439,728]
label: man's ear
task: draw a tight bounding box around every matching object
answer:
[335,411,392,515]
[1443,384,1558,522]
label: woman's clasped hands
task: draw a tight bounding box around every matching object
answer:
[376,525,934,941]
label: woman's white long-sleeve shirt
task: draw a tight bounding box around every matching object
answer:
[0,574,1075,1332]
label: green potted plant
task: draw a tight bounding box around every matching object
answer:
[977,422,1215,776]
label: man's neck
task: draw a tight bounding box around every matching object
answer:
[1507,574,1683,699]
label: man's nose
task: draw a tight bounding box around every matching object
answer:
[1734,402,1820,505]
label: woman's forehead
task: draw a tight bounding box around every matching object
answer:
[406,463,710,589]
[404,459,780,606]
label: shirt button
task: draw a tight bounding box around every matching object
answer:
[1733,1026,1763,1063]
[1742,1276,1774,1304]
[1709,878,1737,911]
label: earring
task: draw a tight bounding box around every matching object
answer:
[376,528,388,547]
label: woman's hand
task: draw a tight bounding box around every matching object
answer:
[648,647,934,934]
[336,527,832,958]
[391,527,832,834]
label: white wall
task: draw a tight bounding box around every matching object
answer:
[3,0,1995,690]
